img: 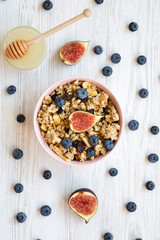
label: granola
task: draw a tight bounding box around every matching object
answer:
[37,80,120,162]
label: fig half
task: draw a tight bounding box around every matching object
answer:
[69,188,98,223]
[69,111,102,132]
[60,41,89,65]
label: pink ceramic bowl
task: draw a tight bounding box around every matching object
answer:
[33,77,123,166]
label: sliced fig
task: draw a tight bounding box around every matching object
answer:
[69,111,102,132]
[69,188,98,223]
[60,41,89,65]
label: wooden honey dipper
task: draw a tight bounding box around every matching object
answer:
[5,9,91,59]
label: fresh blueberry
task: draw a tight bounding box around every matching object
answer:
[102,66,113,77]
[54,97,65,107]
[89,136,99,146]
[86,148,95,158]
[14,183,24,193]
[136,239,142,240]
[94,45,103,55]
[7,85,16,95]
[16,114,25,123]
[40,205,52,216]
[42,0,53,10]
[43,170,52,180]
[16,212,27,223]
[104,232,113,240]
[103,139,114,150]
[109,168,118,177]
[129,22,138,32]
[128,120,139,131]
[61,138,72,148]
[76,88,88,100]
[150,126,159,135]
[126,202,137,212]
[146,181,155,191]
[95,0,104,4]
[137,55,147,65]
[12,149,23,160]
[111,53,121,64]
[139,88,149,98]
[148,153,159,163]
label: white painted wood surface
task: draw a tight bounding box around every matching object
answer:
[0,0,160,239]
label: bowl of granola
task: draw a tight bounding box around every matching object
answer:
[34,77,123,166]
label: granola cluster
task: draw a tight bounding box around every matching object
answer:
[37,80,120,162]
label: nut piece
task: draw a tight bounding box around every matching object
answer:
[53,114,61,125]
[41,125,47,131]
[82,81,91,89]
[87,89,98,96]
[52,145,71,162]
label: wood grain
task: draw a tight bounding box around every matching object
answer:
[0,0,160,239]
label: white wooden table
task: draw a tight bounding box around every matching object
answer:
[0,0,160,239]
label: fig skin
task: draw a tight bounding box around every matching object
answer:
[69,111,102,133]
[68,188,98,223]
[60,41,90,66]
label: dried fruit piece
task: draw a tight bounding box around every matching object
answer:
[69,188,98,223]
[60,41,89,65]
[69,111,102,132]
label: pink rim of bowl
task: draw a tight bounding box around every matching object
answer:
[33,77,123,166]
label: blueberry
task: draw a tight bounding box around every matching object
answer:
[7,85,16,95]
[94,45,103,55]
[136,239,142,240]
[126,202,137,212]
[14,183,24,193]
[102,66,113,77]
[12,149,23,160]
[111,53,121,64]
[89,136,99,146]
[148,153,159,163]
[86,148,95,158]
[42,0,53,10]
[139,88,149,98]
[137,55,147,65]
[129,22,138,32]
[103,139,114,150]
[40,205,52,216]
[61,138,72,148]
[55,97,65,107]
[43,170,52,180]
[16,212,27,223]
[95,0,104,4]
[76,88,88,100]
[109,168,118,177]
[104,232,113,240]
[146,181,155,190]
[128,120,139,131]
[150,126,159,135]
[16,114,25,123]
